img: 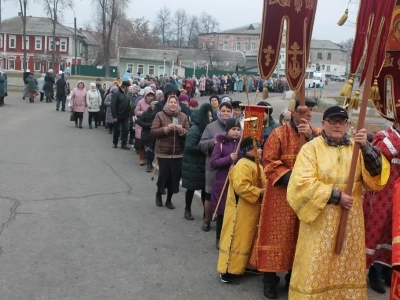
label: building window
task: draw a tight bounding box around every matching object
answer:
[34,61,41,71]
[49,38,54,51]
[35,37,42,50]
[137,64,144,75]
[158,65,164,76]
[327,53,332,60]
[0,36,3,48]
[244,43,248,51]
[127,63,133,73]
[202,42,207,50]
[48,62,53,70]
[22,36,29,50]
[60,38,67,52]
[236,42,241,51]
[251,43,256,50]
[317,52,323,59]
[148,65,155,75]
[327,65,331,72]
[8,59,15,70]
[223,41,227,50]
[209,41,215,49]
[9,35,16,48]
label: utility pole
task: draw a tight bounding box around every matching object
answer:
[69,5,77,75]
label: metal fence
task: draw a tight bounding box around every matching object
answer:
[71,65,119,78]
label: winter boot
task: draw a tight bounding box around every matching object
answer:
[79,119,83,129]
[155,191,162,207]
[139,149,145,166]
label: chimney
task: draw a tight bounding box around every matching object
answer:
[78,28,83,34]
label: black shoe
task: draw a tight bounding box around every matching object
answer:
[23,97,25,100]
[121,145,130,150]
[202,221,210,232]
[370,280,386,294]
[220,274,235,284]
[56,108,59,111]
[216,238,220,250]
[89,125,93,129]
[244,268,263,275]
[155,193,162,207]
[146,165,152,172]
[75,124,78,127]
[165,201,175,209]
[184,209,194,220]
[61,109,65,111]
[129,140,134,145]
[264,285,278,299]
[95,125,98,128]
[113,144,117,148]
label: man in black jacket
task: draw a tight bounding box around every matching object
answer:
[55,73,68,111]
[111,81,131,150]
[44,69,55,103]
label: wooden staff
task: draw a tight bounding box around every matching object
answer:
[298,70,308,147]
[252,90,260,105]
[151,159,158,181]
[335,40,378,254]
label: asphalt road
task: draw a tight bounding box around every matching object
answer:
[0,92,389,299]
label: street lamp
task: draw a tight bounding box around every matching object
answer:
[163,52,166,76]
[69,4,77,76]
[193,57,196,77]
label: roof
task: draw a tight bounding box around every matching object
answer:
[0,16,85,37]
[200,23,261,36]
[310,39,345,51]
[118,48,179,62]
[80,30,99,46]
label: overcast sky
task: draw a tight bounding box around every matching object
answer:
[3,0,358,43]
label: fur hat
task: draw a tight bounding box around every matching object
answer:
[189,99,199,107]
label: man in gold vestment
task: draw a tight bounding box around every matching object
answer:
[287,106,390,299]
[250,98,320,299]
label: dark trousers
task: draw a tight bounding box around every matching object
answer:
[216,214,224,239]
[369,263,392,281]
[145,149,155,167]
[74,112,84,125]
[107,123,114,133]
[113,117,129,146]
[88,112,99,127]
[40,92,44,101]
[56,95,66,110]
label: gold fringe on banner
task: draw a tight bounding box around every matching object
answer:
[369,78,381,101]
[348,89,360,110]
[262,81,269,100]
[337,9,349,26]
[339,75,354,98]
[292,89,300,100]
[288,99,296,112]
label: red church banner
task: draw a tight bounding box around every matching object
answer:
[258,0,318,90]
[243,106,265,142]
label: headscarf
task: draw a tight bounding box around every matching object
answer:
[90,82,96,90]
[162,95,181,117]
[216,102,233,124]
[110,86,118,94]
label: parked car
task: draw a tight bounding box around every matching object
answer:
[330,75,339,81]
[337,76,346,82]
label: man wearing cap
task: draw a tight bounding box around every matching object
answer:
[287,106,389,299]
[111,80,131,150]
[250,97,320,299]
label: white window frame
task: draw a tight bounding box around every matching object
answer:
[34,61,41,71]
[236,42,241,51]
[0,35,3,48]
[251,43,256,50]
[8,58,15,70]
[137,64,144,75]
[148,65,155,75]
[158,65,164,76]
[9,35,16,49]
[127,63,133,73]
[223,41,227,50]
[244,42,248,51]
[35,37,42,50]
[22,36,29,50]
[327,53,332,60]
[48,38,54,51]
[60,38,67,52]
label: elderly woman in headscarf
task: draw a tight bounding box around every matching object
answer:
[38,73,46,102]
[86,82,102,129]
[135,89,156,166]
[70,81,87,128]
[151,95,190,209]
[199,101,233,232]
[104,86,118,134]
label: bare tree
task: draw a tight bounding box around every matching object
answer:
[174,9,187,47]
[94,0,128,77]
[43,0,72,72]
[186,15,199,48]
[198,12,219,34]
[154,6,172,45]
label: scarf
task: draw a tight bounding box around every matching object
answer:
[216,109,233,125]
[162,101,181,117]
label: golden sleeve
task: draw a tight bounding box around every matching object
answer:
[230,161,262,205]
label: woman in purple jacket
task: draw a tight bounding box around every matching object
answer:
[210,118,241,249]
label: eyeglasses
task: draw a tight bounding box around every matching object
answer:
[325,119,348,125]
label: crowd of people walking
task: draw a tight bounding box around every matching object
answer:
[1,68,399,299]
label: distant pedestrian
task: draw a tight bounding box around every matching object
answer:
[70,81,87,128]
[86,82,102,129]
[55,73,68,111]
[0,70,7,107]
[38,73,46,102]
[104,86,118,134]
[22,69,30,100]
[27,72,38,103]
[44,69,55,103]
[111,80,131,150]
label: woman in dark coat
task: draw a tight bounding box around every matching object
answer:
[181,102,213,220]
[137,99,158,172]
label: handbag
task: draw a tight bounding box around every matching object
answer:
[70,112,76,122]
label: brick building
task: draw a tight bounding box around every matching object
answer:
[0,14,98,73]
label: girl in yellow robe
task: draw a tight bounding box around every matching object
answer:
[217,136,266,283]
